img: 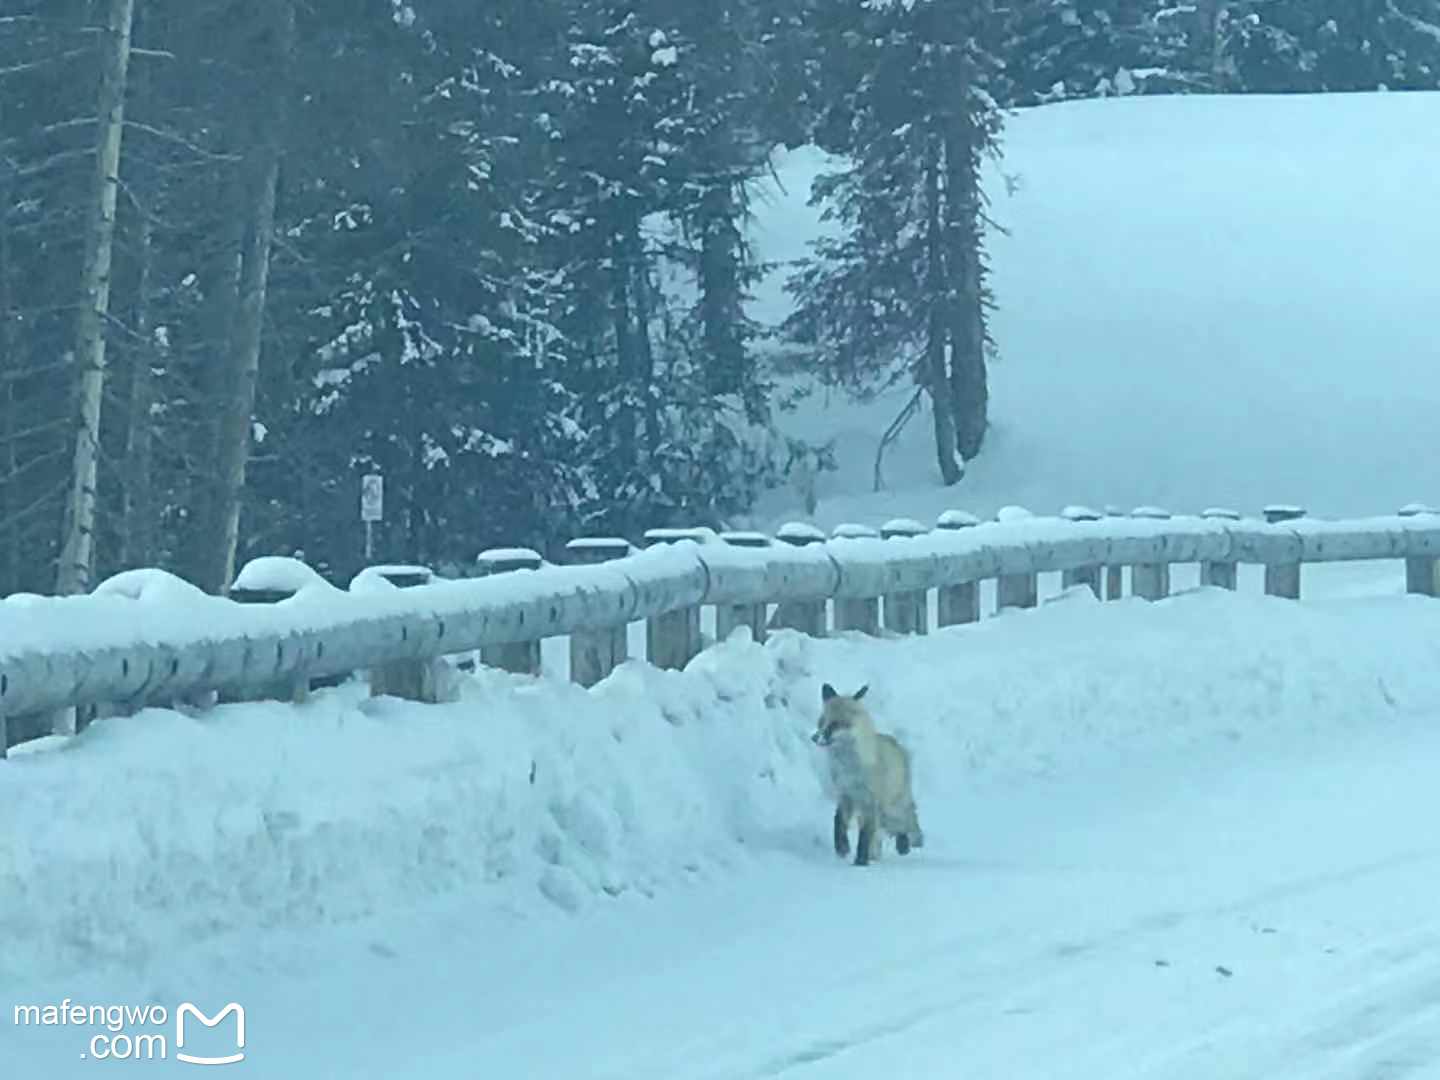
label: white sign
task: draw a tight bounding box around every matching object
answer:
[175,1002,246,1066]
[360,474,384,522]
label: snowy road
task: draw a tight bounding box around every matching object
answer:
[11,710,1440,1078]
[403,724,1440,1080]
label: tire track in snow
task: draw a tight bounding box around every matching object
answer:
[613,847,1440,1080]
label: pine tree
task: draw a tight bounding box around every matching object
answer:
[264,0,590,572]
[787,0,1005,486]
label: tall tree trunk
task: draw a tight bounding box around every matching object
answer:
[0,84,18,598]
[0,122,15,597]
[55,0,135,595]
[1198,0,1229,88]
[609,225,638,478]
[628,215,659,459]
[696,176,747,402]
[120,211,156,568]
[175,193,242,588]
[187,0,292,594]
[943,113,989,464]
[924,135,961,486]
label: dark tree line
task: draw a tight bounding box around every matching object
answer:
[1007,0,1440,102]
[2,0,1436,596]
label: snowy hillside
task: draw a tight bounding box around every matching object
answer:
[747,92,1440,529]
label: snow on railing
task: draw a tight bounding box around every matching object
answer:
[2,505,1438,754]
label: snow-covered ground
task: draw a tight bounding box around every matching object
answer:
[7,91,1440,1077]
[6,589,1440,1076]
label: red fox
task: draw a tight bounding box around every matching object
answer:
[812,683,924,866]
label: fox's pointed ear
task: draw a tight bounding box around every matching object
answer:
[821,683,837,702]
[854,684,869,700]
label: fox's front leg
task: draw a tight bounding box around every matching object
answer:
[833,796,853,858]
[854,811,877,867]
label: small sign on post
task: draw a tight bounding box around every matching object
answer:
[360,473,383,560]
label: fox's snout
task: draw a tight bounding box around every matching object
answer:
[811,729,829,746]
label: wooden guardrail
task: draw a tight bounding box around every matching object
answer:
[2,504,1437,755]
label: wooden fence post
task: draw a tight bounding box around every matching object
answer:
[769,523,829,635]
[1199,508,1240,589]
[476,548,545,675]
[880,518,929,634]
[1262,505,1305,599]
[717,532,772,644]
[230,580,311,704]
[642,528,705,670]
[1060,505,1104,597]
[565,537,633,687]
[1130,506,1172,601]
[359,564,447,702]
[1399,504,1439,598]
[935,510,981,627]
[1103,506,1125,599]
[995,507,1038,612]
[831,524,881,635]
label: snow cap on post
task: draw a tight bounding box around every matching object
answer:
[643,526,720,547]
[231,556,336,604]
[719,531,771,549]
[776,521,826,546]
[880,518,928,539]
[565,537,633,564]
[1060,505,1103,522]
[935,509,980,530]
[831,522,880,539]
[350,564,433,592]
[92,567,211,605]
[476,548,543,574]
[1262,505,1307,524]
[995,505,1035,523]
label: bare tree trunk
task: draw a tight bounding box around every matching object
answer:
[610,227,637,474]
[120,211,156,567]
[1198,0,1229,89]
[0,85,17,598]
[943,113,989,464]
[187,0,292,594]
[923,135,961,486]
[0,143,15,597]
[174,195,242,589]
[55,0,136,595]
[629,218,660,459]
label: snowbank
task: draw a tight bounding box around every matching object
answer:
[5,588,1440,986]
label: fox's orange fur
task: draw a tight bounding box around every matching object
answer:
[812,683,924,866]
